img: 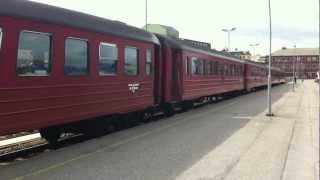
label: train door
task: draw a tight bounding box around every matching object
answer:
[153,45,162,105]
[0,27,2,60]
[243,64,248,91]
[171,49,182,101]
[0,28,2,51]
[0,27,3,78]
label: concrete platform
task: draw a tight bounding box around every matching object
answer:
[0,81,318,180]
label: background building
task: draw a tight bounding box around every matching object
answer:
[229,50,252,60]
[266,47,319,79]
[143,24,179,38]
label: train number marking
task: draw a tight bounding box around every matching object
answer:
[128,83,140,93]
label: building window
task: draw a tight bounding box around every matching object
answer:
[125,47,139,76]
[0,28,2,50]
[146,48,153,76]
[191,57,204,75]
[65,38,89,75]
[99,42,118,75]
[16,31,51,76]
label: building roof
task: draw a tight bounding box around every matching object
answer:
[0,0,160,45]
[230,51,251,56]
[272,48,319,56]
[144,24,179,38]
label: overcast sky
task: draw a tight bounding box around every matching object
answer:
[31,0,318,55]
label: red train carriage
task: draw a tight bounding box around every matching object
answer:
[0,1,160,142]
[244,61,268,91]
[156,35,245,111]
[271,67,287,84]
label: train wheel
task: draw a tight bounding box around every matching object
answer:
[163,103,175,117]
[141,110,153,123]
[181,101,193,112]
[39,128,61,145]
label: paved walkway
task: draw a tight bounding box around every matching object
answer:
[176,81,319,180]
[0,81,318,180]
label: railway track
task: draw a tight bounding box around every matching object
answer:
[0,135,49,162]
[0,92,245,164]
[0,133,86,163]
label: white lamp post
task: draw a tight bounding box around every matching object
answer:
[266,0,273,116]
[145,0,148,31]
[222,27,237,51]
[318,0,320,121]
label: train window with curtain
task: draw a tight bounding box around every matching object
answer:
[207,61,213,75]
[185,57,189,76]
[191,57,197,75]
[225,64,229,76]
[16,31,51,76]
[0,28,2,50]
[192,57,204,75]
[214,62,219,75]
[219,64,225,76]
[99,42,118,75]
[65,38,89,75]
[125,47,139,76]
[231,65,234,76]
[232,65,236,76]
[146,48,153,76]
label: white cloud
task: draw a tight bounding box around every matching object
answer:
[30,0,318,55]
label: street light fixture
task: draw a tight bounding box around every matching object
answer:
[222,27,237,51]
[266,0,273,116]
[249,43,260,60]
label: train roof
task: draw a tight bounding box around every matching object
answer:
[244,60,268,69]
[0,0,160,45]
[245,60,283,72]
[155,34,245,64]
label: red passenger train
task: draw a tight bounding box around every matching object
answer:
[0,1,286,143]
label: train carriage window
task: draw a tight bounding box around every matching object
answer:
[214,62,219,75]
[65,38,88,75]
[146,48,153,76]
[99,42,118,75]
[185,57,189,76]
[17,31,51,76]
[0,28,2,50]
[207,61,213,75]
[125,47,139,76]
[225,64,229,76]
[192,57,204,75]
[219,63,224,75]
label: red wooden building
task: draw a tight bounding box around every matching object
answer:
[266,48,319,79]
